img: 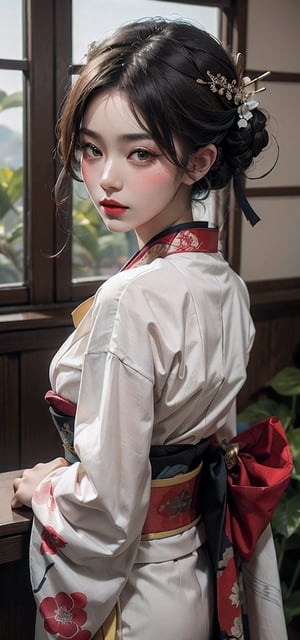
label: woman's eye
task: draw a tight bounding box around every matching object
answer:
[129,148,157,162]
[81,143,102,158]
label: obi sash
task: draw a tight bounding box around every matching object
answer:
[45,392,208,539]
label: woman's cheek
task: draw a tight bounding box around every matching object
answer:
[82,165,101,205]
[81,159,92,184]
[135,170,174,192]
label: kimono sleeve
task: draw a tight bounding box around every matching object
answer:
[30,287,155,639]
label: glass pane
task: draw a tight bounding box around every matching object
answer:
[0,0,23,59]
[73,0,219,63]
[72,182,138,282]
[0,70,24,285]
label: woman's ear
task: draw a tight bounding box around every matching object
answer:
[182,144,217,185]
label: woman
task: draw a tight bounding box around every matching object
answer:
[12,19,288,640]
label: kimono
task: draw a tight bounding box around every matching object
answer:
[29,223,287,640]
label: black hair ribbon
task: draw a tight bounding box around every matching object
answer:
[233,169,261,226]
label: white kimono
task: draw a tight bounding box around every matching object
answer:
[29,246,287,639]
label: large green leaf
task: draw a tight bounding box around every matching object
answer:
[272,492,300,538]
[0,182,13,218]
[287,429,300,480]
[7,167,23,204]
[0,167,23,218]
[0,91,23,111]
[5,222,23,244]
[73,214,101,261]
[237,399,290,429]
[76,197,103,225]
[268,367,300,397]
[0,166,13,185]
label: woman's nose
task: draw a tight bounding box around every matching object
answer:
[99,158,122,193]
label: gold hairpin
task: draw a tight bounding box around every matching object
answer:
[196,69,271,104]
[196,63,271,128]
[242,71,271,94]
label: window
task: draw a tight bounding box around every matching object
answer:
[0,0,58,307]
[0,1,26,289]
[0,0,239,309]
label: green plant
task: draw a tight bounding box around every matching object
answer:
[0,90,23,113]
[72,192,137,279]
[0,166,24,281]
[238,366,300,625]
[0,90,24,283]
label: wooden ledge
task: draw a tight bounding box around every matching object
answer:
[0,306,74,333]
[0,471,32,538]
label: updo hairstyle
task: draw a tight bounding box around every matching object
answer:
[57,18,269,199]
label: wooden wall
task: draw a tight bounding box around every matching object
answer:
[0,311,73,472]
[238,283,300,411]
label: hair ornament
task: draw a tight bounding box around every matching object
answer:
[234,57,271,225]
[195,55,272,226]
[196,59,271,129]
[233,169,261,226]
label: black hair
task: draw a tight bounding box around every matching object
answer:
[57,18,269,200]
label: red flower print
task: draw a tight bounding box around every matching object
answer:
[40,592,91,639]
[40,525,67,555]
[33,479,56,511]
[57,632,91,640]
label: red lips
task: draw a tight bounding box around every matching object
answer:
[100,199,128,216]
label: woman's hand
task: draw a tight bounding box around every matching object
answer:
[11,457,70,509]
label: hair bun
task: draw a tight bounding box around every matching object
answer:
[224,108,269,172]
[207,108,269,192]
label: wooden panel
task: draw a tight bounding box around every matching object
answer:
[0,355,19,471]
[0,325,72,354]
[20,349,63,468]
[238,314,300,411]
[0,545,36,639]
[238,320,270,410]
[0,472,35,639]
[0,533,29,565]
[270,315,300,374]
[0,323,72,470]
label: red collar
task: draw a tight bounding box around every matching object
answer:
[124,223,218,270]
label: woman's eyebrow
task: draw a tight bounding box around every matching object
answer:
[79,127,153,142]
[119,133,153,142]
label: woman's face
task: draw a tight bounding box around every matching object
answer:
[79,89,193,245]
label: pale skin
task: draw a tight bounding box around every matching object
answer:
[11,458,70,509]
[11,88,216,510]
